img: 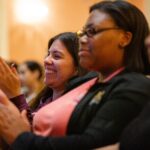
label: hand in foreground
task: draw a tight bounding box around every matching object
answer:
[0,57,21,98]
[0,90,31,145]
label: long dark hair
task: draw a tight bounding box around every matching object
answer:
[90,0,150,74]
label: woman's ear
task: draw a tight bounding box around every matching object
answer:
[119,31,132,48]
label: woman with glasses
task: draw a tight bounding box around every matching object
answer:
[0,1,150,149]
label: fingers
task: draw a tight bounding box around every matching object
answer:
[0,89,10,105]
[0,104,12,126]
[0,104,10,117]
[11,64,18,76]
[0,58,21,98]
[0,104,26,145]
[21,110,29,122]
[0,57,12,74]
[21,109,27,117]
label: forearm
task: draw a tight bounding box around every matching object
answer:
[10,94,28,111]
[11,132,103,150]
[11,132,54,150]
[10,94,33,122]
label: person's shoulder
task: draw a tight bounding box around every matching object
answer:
[114,71,150,85]
[109,71,150,94]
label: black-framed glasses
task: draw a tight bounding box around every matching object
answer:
[77,27,121,38]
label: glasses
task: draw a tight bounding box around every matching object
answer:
[77,27,121,38]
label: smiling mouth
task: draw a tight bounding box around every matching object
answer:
[45,70,56,74]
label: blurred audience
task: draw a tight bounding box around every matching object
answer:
[18,60,44,108]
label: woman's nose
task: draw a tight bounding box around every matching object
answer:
[44,56,53,65]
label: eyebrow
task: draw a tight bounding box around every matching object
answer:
[48,49,64,56]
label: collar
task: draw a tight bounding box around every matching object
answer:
[98,67,125,83]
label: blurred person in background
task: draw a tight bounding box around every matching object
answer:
[18,60,44,109]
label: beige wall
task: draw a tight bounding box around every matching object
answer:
[145,0,150,25]
[8,0,100,63]
[0,0,9,60]
[128,0,150,24]
[0,0,149,63]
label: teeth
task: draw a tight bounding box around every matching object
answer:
[45,70,55,74]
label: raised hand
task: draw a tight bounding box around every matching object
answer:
[0,57,21,98]
[0,90,30,145]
